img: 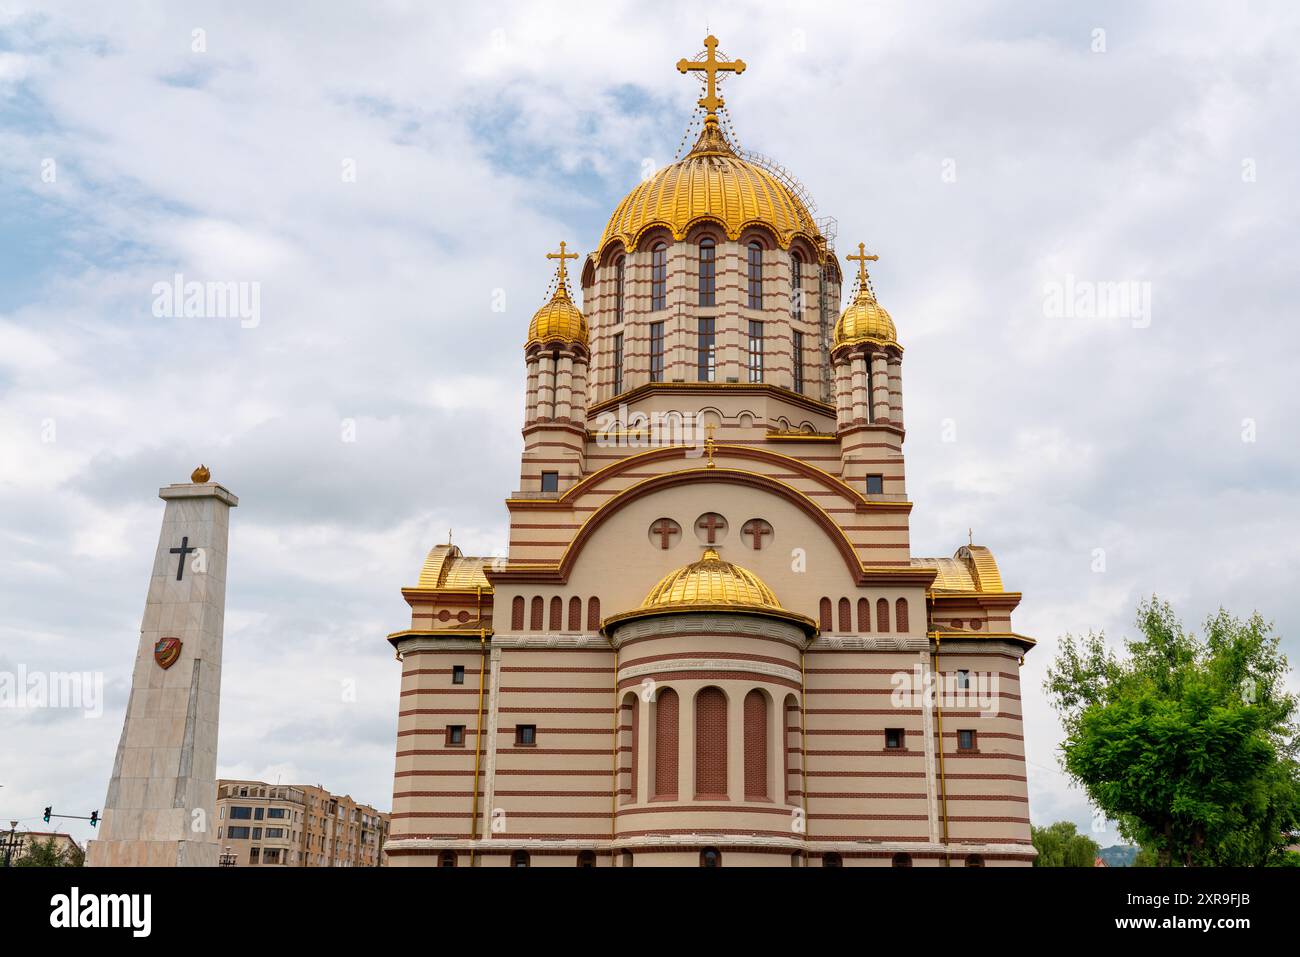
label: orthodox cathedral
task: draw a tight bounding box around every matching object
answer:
[382,37,1034,867]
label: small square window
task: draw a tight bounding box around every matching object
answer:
[452,665,465,685]
[540,471,559,492]
[447,725,465,747]
[956,669,970,689]
[866,475,884,495]
[958,729,977,751]
[516,724,537,746]
[885,728,905,750]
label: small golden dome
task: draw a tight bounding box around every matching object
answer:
[598,120,821,255]
[642,546,781,611]
[190,464,211,483]
[833,284,898,349]
[526,286,588,348]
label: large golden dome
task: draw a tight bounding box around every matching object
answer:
[602,547,817,635]
[526,285,588,348]
[598,121,821,255]
[833,283,898,349]
[642,546,780,610]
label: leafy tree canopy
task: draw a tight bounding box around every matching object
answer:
[1046,598,1300,866]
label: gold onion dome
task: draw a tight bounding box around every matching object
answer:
[526,241,588,348]
[599,120,820,255]
[603,547,818,635]
[833,243,899,349]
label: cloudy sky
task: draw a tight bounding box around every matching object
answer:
[2,1,1298,850]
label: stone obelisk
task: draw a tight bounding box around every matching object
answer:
[86,466,237,867]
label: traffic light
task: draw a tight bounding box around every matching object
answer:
[43,806,51,823]
[89,810,99,828]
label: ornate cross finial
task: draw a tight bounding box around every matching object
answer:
[704,422,717,468]
[546,241,579,291]
[846,242,880,290]
[968,527,974,547]
[677,35,746,122]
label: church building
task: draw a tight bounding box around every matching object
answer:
[382,37,1034,867]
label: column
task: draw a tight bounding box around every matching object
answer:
[554,353,573,421]
[537,354,556,421]
[888,357,904,429]
[524,356,539,425]
[851,354,869,423]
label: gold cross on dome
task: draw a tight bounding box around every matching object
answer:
[546,241,579,287]
[677,35,746,121]
[846,242,879,288]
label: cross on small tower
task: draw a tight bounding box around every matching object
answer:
[846,242,879,290]
[169,536,196,582]
[651,518,679,550]
[677,35,746,122]
[696,513,724,544]
[704,422,717,468]
[968,527,974,547]
[546,241,579,291]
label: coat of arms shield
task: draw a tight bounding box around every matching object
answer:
[154,636,182,670]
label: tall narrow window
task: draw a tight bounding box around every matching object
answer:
[695,687,728,797]
[790,250,803,319]
[649,321,665,383]
[793,330,804,394]
[651,242,667,311]
[747,241,763,308]
[612,332,624,395]
[699,238,716,306]
[614,256,625,324]
[747,320,763,383]
[698,317,716,382]
[654,688,679,798]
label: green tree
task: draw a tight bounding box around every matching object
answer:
[14,836,80,867]
[1045,598,1300,867]
[1032,820,1100,866]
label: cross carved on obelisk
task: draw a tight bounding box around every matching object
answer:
[546,241,579,290]
[677,35,746,121]
[169,536,196,581]
[846,242,879,289]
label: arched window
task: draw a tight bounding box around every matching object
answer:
[654,688,679,798]
[651,243,668,311]
[823,852,843,868]
[529,596,544,631]
[700,847,722,868]
[965,854,985,868]
[876,598,890,633]
[695,687,728,797]
[819,597,832,632]
[746,241,763,309]
[699,238,716,306]
[838,597,852,633]
[511,596,525,630]
[577,850,597,868]
[892,852,912,868]
[439,850,456,868]
[744,690,768,800]
[568,596,582,631]
[511,850,530,868]
[548,596,562,631]
[857,597,871,632]
[790,250,804,319]
[790,852,802,867]
[586,596,601,631]
[614,256,625,323]
[895,598,909,633]
[621,851,634,868]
